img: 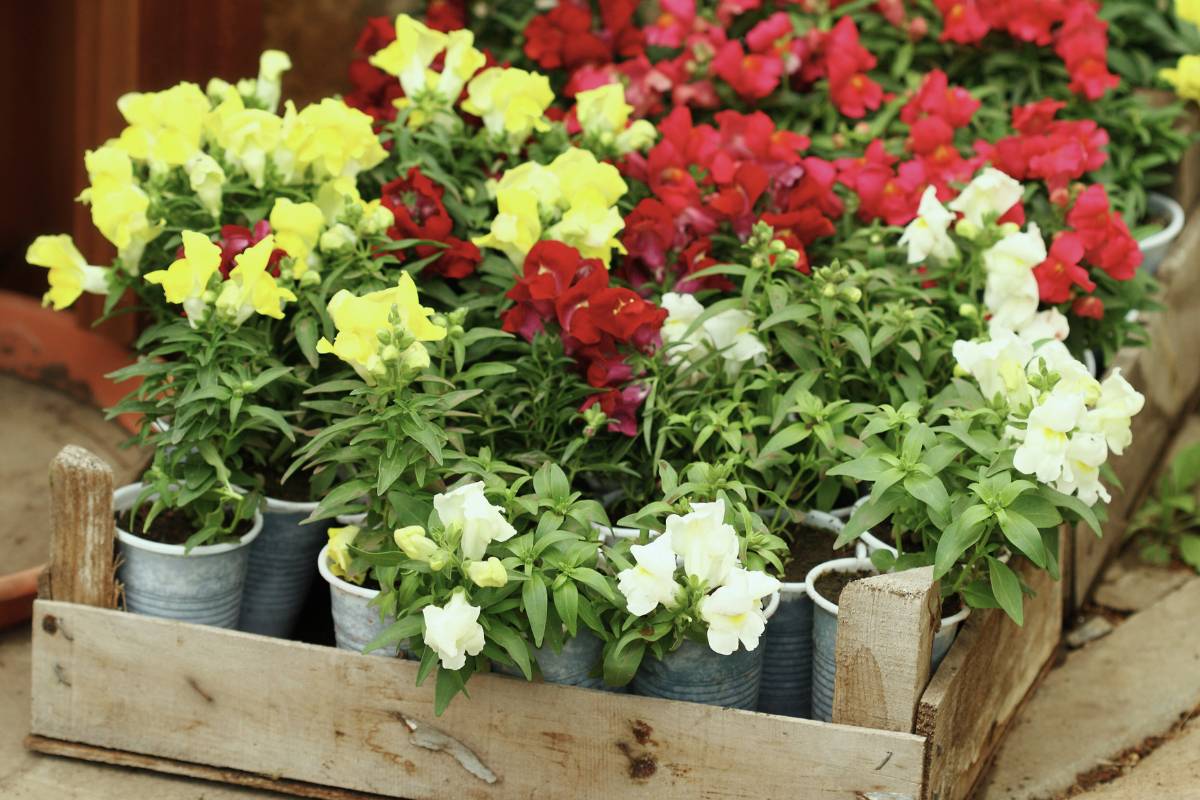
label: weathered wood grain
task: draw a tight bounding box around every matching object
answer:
[29,600,928,800]
[916,553,1063,800]
[833,567,938,734]
[47,446,116,608]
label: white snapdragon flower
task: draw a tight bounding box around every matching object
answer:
[982,224,1045,330]
[1082,368,1144,455]
[952,327,1034,405]
[660,292,711,366]
[1055,432,1111,506]
[1013,389,1088,483]
[422,590,486,670]
[899,186,957,264]
[1013,309,1069,346]
[184,153,225,219]
[704,308,767,377]
[949,167,1024,227]
[698,568,780,655]
[665,500,740,588]
[433,481,518,561]
[616,531,681,616]
[1030,341,1100,401]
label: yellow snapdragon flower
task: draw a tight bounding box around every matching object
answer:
[326,525,361,582]
[216,236,297,324]
[185,153,225,218]
[77,145,161,270]
[269,198,325,276]
[1179,0,1200,27]
[547,188,627,266]
[1161,54,1200,102]
[253,50,292,112]
[472,187,543,266]
[115,82,209,170]
[277,98,387,183]
[576,84,632,138]
[548,148,628,209]
[81,145,135,194]
[144,230,221,325]
[462,67,554,144]
[370,15,448,97]
[315,273,445,382]
[26,235,109,311]
[206,92,284,188]
[438,30,486,101]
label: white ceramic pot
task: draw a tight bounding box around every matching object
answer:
[114,483,262,629]
[1139,191,1185,275]
[317,543,398,657]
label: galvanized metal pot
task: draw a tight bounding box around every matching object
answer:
[630,593,779,709]
[317,544,399,657]
[238,497,331,638]
[495,628,610,689]
[114,483,262,629]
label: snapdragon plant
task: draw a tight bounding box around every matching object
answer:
[109,233,301,547]
[1127,441,1200,573]
[350,464,615,715]
[600,461,788,686]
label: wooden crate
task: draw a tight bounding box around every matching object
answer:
[1068,210,1200,610]
[26,446,1064,800]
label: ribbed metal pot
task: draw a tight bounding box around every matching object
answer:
[317,544,399,657]
[495,629,612,690]
[805,556,875,722]
[757,510,867,718]
[631,637,765,709]
[237,497,331,637]
[114,483,261,629]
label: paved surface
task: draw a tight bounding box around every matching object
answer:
[1078,719,1200,799]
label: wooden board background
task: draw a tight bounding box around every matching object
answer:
[29,599,927,800]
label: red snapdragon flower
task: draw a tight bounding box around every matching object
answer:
[1054,3,1119,100]
[1032,233,1095,303]
[524,2,611,71]
[900,70,980,129]
[646,0,697,48]
[934,0,990,44]
[425,0,467,32]
[580,384,650,437]
[216,221,286,278]
[823,18,884,119]
[1072,295,1105,319]
[712,40,784,100]
[1065,185,1143,281]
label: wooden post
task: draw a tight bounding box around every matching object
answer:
[832,566,938,733]
[47,446,117,608]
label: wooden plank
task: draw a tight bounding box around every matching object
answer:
[916,551,1063,800]
[29,600,928,800]
[833,567,938,734]
[1071,212,1200,608]
[26,735,388,800]
[47,446,116,608]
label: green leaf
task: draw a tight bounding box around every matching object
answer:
[603,631,646,687]
[988,558,1024,626]
[552,581,579,635]
[487,622,533,680]
[838,489,901,547]
[904,473,950,525]
[1009,493,1063,528]
[1180,533,1200,572]
[997,509,1048,568]
[828,455,889,482]
[433,666,467,716]
[365,615,422,654]
[523,573,548,647]
[933,504,992,579]
[294,317,320,368]
[247,405,295,442]
[838,325,872,368]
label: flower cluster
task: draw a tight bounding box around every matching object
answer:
[933,0,1119,99]
[380,167,481,278]
[620,108,841,286]
[502,241,666,435]
[615,499,780,655]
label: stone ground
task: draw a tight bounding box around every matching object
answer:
[1,374,1198,799]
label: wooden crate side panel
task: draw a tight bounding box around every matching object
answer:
[1072,213,1200,607]
[916,554,1062,800]
[30,600,927,800]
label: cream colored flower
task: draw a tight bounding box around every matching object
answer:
[422,590,486,670]
[433,482,517,561]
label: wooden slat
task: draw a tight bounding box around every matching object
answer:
[29,600,928,800]
[1072,212,1200,608]
[915,551,1063,800]
[47,446,116,607]
[26,735,388,800]
[832,567,938,733]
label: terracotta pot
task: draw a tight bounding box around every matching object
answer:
[0,291,137,630]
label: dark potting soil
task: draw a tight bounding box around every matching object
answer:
[118,504,253,546]
[259,465,314,503]
[813,568,876,606]
[784,524,855,582]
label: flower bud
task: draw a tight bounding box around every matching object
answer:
[958,303,978,319]
[842,286,862,303]
[822,283,837,298]
[395,525,439,561]
[954,219,981,240]
[428,550,450,572]
[466,557,508,588]
[300,268,322,287]
[319,223,356,253]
